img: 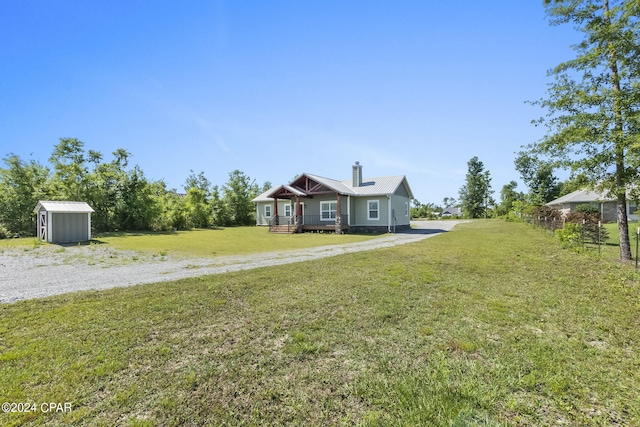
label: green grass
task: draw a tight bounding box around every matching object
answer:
[92,227,378,258]
[1,227,378,258]
[1,221,639,426]
[603,220,640,245]
[0,237,45,249]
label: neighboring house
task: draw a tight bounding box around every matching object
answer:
[441,207,461,217]
[546,189,639,222]
[252,162,414,233]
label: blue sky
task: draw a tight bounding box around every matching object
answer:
[1,1,580,205]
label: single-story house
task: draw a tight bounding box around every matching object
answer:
[546,189,639,222]
[441,207,461,217]
[252,162,414,233]
[34,201,94,243]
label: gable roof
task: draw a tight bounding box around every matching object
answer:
[546,189,613,207]
[252,173,413,202]
[442,207,461,216]
[34,201,95,213]
[340,175,413,197]
[304,173,357,195]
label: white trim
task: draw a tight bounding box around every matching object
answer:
[88,213,92,241]
[47,212,53,243]
[387,195,392,232]
[284,204,292,217]
[265,205,272,218]
[320,200,337,221]
[405,201,409,217]
[367,199,380,220]
[347,196,351,226]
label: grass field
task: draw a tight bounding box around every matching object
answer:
[1,221,639,426]
[1,227,378,258]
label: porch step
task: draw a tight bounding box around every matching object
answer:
[269,225,297,234]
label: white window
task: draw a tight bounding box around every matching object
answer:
[405,202,409,217]
[284,204,292,217]
[265,205,272,218]
[321,201,337,221]
[368,200,379,220]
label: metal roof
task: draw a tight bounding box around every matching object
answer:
[546,189,612,206]
[252,173,413,202]
[34,201,95,213]
[263,185,308,199]
[340,175,413,198]
[304,173,357,195]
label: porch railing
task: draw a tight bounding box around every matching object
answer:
[268,214,349,231]
[299,214,348,226]
[268,215,294,232]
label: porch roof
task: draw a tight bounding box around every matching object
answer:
[266,185,308,199]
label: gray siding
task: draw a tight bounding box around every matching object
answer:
[303,194,347,218]
[394,182,410,198]
[352,197,388,226]
[255,200,295,226]
[602,201,617,222]
[50,213,89,243]
[390,194,411,227]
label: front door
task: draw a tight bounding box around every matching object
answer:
[39,212,46,241]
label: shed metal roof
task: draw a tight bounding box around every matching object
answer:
[34,201,95,213]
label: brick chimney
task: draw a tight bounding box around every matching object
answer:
[352,161,362,187]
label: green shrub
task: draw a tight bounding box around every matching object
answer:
[0,223,9,239]
[532,206,563,231]
[504,211,523,222]
[575,203,600,214]
[565,210,608,244]
[556,222,582,247]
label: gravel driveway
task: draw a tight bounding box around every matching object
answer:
[0,220,465,303]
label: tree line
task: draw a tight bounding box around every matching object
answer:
[0,138,268,237]
[445,0,640,261]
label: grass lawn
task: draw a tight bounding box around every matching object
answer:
[1,221,639,426]
[581,221,640,259]
[1,227,379,258]
[0,237,43,248]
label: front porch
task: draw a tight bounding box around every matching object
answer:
[268,215,350,234]
[265,175,351,234]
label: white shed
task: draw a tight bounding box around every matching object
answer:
[33,201,94,243]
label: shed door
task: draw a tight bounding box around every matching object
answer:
[39,212,47,241]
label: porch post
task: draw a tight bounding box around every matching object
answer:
[295,196,302,232]
[273,199,279,225]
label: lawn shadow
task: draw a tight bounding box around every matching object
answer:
[401,228,449,235]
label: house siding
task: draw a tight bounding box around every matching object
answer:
[390,194,411,227]
[352,197,388,226]
[255,200,294,226]
[50,213,89,243]
[304,194,338,217]
[255,196,349,226]
[602,202,617,222]
[394,183,410,198]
